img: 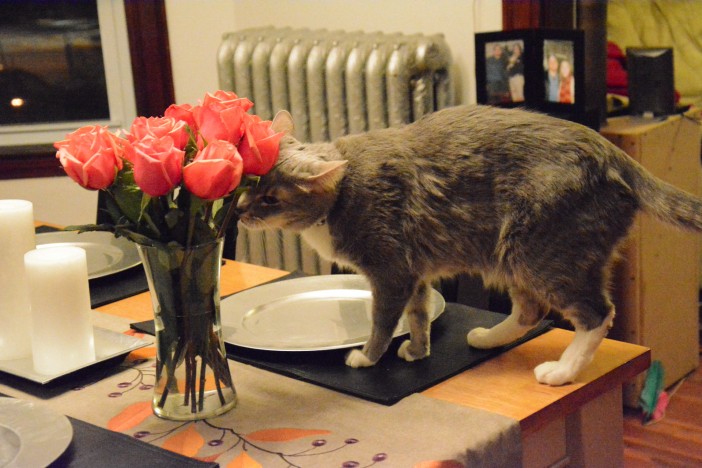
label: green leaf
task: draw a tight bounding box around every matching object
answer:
[63,223,116,234]
[136,196,163,240]
[176,186,192,215]
[213,200,233,227]
[189,196,208,219]
[139,193,152,218]
[184,195,217,247]
[164,207,182,230]
[62,223,156,248]
[164,207,187,246]
[112,227,159,246]
[108,169,142,224]
[214,189,246,238]
[190,215,217,246]
[184,125,199,161]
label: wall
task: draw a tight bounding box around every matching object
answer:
[165,0,502,106]
[0,1,500,226]
[0,177,97,226]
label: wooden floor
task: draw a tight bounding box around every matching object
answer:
[623,343,702,466]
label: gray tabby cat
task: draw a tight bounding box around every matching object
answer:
[237,105,702,386]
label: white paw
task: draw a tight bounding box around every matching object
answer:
[397,340,415,362]
[534,361,575,386]
[345,349,375,368]
[397,340,429,362]
[467,327,497,349]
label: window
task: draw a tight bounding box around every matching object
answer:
[0,0,136,147]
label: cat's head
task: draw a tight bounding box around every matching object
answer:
[237,111,347,232]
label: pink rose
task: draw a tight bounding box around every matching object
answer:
[124,136,184,197]
[192,91,253,147]
[54,125,124,190]
[183,140,243,200]
[164,103,197,132]
[127,116,189,149]
[237,114,283,175]
[201,90,254,111]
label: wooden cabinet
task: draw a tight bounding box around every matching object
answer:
[601,115,701,406]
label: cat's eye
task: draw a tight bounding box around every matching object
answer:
[260,195,280,206]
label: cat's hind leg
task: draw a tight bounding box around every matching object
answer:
[397,282,431,362]
[534,298,615,386]
[467,288,545,349]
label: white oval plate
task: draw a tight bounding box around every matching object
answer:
[0,398,73,467]
[36,231,141,279]
[221,274,445,351]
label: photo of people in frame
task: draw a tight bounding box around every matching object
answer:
[543,39,576,104]
[484,39,525,105]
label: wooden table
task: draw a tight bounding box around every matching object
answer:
[424,327,649,466]
[95,261,650,467]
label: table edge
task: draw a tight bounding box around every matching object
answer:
[520,346,651,435]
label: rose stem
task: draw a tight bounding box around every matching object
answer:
[216,192,242,239]
[158,336,184,409]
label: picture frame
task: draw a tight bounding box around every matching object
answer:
[536,29,585,117]
[474,30,533,108]
[475,29,586,122]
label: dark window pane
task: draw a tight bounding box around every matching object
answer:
[0,0,109,125]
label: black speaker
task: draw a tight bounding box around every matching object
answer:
[626,47,675,116]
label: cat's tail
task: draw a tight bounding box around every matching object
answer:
[622,157,702,232]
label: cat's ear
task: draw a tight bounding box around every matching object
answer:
[301,160,348,193]
[272,110,294,135]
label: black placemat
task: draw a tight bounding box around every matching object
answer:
[50,417,218,468]
[0,393,217,468]
[132,301,550,405]
[228,304,550,405]
[35,226,149,307]
[88,266,148,308]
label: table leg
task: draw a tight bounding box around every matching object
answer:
[565,386,624,467]
[522,387,624,467]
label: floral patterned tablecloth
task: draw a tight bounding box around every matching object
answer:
[0,312,522,468]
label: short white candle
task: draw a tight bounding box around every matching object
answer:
[25,246,96,375]
[0,200,35,360]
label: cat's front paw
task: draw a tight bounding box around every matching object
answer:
[345,349,376,368]
[467,327,499,349]
[534,361,576,386]
[397,340,430,362]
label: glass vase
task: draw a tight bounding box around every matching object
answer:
[136,238,236,420]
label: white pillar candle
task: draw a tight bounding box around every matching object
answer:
[25,246,96,375]
[0,200,35,360]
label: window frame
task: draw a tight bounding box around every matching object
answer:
[0,0,173,179]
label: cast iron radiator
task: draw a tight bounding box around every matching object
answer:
[217,27,454,274]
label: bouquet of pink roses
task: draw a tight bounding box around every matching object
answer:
[54,90,284,248]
